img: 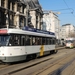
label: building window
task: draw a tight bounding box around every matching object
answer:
[1,0,5,7]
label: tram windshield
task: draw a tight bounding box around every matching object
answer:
[66,40,73,43]
[0,35,10,46]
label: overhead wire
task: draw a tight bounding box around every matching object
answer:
[63,0,75,17]
[51,8,74,12]
[50,8,74,14]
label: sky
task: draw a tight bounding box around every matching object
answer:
[39,0,75,26]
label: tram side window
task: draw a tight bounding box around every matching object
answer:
[32,37,38,45]
[46,38,49,45]
[51,39,53,45]
[21,35,26,46]
[53,39,55,44]
[49,38,51,45]
[9,35,20,46]
[42,38,46,45]
[48,38,50,45]
[38,37,42,45]
[9,35,14,46]
[51,38,55,45]
[49,37,53,45]
[55,38,56,44]
[35,37,41,45]
[14,35,20,46]
[32,37,36,45]
[53,39,54,44]
[30,36,32,45]
[26,36,32,46]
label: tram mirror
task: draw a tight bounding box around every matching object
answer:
[9,44,11,46]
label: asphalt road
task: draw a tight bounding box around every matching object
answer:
[5,48,75,75]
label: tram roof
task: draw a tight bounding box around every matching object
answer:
[66,37,75,40]
[0,28,55,37]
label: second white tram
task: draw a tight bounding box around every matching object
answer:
[65,38,75,48]
[0,27,57,62]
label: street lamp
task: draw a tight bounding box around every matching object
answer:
[52,8,74,14]
[54,12,61,14]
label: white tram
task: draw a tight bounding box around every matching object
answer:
[65,38,75,48]
[0,27,57,62]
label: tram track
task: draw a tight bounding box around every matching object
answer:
[69,66,75,75]
[60,57,75,75]
[49,57,75,75]
[0,62,10,69]
[0,56,54,75]
[27,49,75,75]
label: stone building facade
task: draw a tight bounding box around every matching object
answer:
[59,24,75,40]
[42,11,60,40]
[0,0,43,29]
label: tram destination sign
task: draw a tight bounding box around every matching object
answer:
[22,26,55,35]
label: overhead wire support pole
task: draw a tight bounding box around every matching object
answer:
[63,0,75,17]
